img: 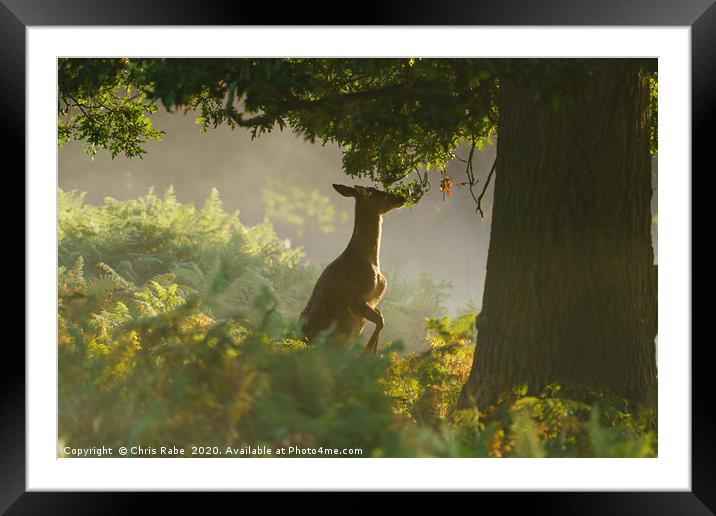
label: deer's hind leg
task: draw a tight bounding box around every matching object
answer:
[350,302,384,354]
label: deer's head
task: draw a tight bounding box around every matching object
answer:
[333,184,405,214]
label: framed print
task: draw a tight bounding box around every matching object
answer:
[7,0,710,511]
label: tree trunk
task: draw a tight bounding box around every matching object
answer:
[458,60,657,410]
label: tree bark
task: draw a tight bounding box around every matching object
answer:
[458,60,657,410]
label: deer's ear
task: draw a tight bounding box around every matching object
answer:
[354,186,371,197]
[332,184,356,197]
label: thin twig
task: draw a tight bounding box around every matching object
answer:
[413,166,424,186]
[476,158,497,217]
[463,137,480,207]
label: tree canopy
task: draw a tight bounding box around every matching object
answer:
[58,58,657,205]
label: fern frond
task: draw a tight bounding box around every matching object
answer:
[97,262,133,289]
[86,275,127,298]
[70,256,86,287]
[89,301,132,333]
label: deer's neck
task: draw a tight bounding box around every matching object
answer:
[346,205,382,267]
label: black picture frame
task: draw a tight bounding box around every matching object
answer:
[6,0,709,511]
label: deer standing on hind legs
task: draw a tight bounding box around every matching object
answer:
[299,184,405,354]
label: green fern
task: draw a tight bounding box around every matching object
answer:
[70,256,86,287]
[86,275,126,298]
[97,261,133,289]
[89,300,132,334]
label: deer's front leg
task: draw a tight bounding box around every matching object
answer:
[351,303,384,354]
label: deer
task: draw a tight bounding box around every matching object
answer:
[299,184,405,353]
